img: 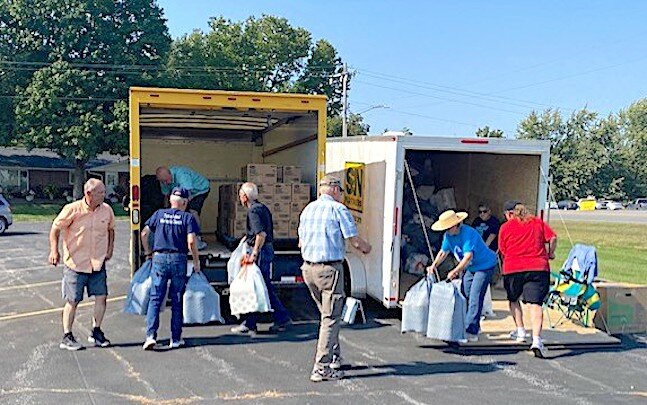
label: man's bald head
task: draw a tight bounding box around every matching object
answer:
[156,166,172,184]
[84,178,106,209]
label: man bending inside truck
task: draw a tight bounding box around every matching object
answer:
[156,166,210,250]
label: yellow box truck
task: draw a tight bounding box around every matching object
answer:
[128,87,327,288]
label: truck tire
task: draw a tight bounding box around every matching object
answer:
[0,218,6,234]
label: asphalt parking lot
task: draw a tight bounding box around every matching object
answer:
[1,221,646,404]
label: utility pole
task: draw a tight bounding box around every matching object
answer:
[341,63,348,138]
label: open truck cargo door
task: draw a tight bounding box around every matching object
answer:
[129,87,327,287]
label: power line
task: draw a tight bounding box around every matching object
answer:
[355,79,529,116]
[353,100,479,128]
[358,69,572,111]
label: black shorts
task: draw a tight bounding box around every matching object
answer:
[504,271,550,305]
[188,190,210,215]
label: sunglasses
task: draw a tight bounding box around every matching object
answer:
[479,210,489,214]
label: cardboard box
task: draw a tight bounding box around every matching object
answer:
[273,212,290,223]
[593,282,647,334]
[275,229,290,239]
[229,219,246,236]
[291,183,310,198]
[274,183,292,197]
[257,183,275,202]
[290,211,301,222]
[268,201,290,215]
[274,193,292,204]
[277,166,284,183]
[290,201,308,215]
[242,164,277,184]
[282,166,302,183]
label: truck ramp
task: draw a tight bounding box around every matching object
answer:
[421,289,620,349]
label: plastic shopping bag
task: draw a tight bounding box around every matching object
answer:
[228,263,273,318]
[123,260,153,316]
[426,281,467,342]
[183,272,225,324]
[227,239,249,284]
[401,275,434,333]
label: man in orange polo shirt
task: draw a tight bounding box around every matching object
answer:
[49,178,115,351]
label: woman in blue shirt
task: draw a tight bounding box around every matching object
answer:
[427,210,498,342]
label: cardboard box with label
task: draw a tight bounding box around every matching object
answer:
[269,201,289,215]
[282,166,302,183]
[593,282,647,334]
[241,164,277,185]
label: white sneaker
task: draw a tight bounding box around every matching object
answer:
[169,339,186,349]
[330,355,344,370]
[142,337,156,351]
[466,333,479,343]
[509,329,528,342]
[531,340,548,359]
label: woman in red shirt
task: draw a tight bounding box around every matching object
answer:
[498,201,557,358]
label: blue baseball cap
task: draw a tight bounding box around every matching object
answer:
[171,187,189,199]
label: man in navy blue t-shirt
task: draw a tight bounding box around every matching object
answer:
[140,187,200,350]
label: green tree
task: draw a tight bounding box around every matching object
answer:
[15,62,128,197]
[475,125,504,138]
[517,108,614,200]
[327,113,369,137]
[166,16,346,114]
[618,99,647,197]
[3,0,170,195]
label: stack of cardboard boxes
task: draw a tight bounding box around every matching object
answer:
[217,164,311,239]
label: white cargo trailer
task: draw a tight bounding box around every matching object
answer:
[326,135,551,308]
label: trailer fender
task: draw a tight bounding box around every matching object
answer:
[344,252,367,298]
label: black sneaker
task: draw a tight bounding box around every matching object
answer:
[88,327,111,347]
[60,333,83,351]
[268,320,292,333]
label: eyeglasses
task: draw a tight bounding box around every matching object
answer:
[479,210,489,214]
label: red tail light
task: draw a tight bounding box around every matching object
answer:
[461,139,489,144]
[132,185,140,201]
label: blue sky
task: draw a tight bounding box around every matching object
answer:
[157,1,647,137]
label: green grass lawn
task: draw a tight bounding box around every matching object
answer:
[10,202,129,222]
[550,220,647,285]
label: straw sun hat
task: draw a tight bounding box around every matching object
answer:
[431,210,469,231]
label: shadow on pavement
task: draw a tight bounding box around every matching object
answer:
[2,231,42,237]
[346,360,517,379]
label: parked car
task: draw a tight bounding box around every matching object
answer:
[628,198,647,210]
[0,193,13,234]
[548,201,558,209]
[557,200,578,210]
[605,201,624,211]
[595,200,608,210]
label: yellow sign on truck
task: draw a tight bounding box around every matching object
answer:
[344,162,365,213]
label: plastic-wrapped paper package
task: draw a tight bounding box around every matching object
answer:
[426,281,467,342]
[183,272,225,324]
[401,276,434,333]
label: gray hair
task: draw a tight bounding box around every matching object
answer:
[240,182,258,201]
[84,178,104,193]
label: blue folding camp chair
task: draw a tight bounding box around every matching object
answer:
[545,244,606,331]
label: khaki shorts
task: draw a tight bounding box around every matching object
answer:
[62,265,108,304]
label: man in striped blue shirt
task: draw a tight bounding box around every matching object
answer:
[299,175,371,382]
